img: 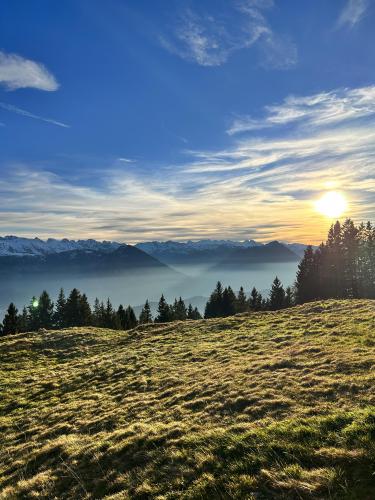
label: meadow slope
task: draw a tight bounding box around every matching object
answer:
[0,300,374,499]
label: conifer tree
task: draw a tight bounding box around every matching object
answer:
[155,294,171,323]
[222,286,236,316]
[236,286,247,313]
[173,297,187,320]
[124,306,137,329]
[269,277,285,310]
[79,294,92,326]
[204,281,223,318]
[54,288,67,328]
[65,288,82,327]
[28,296,41,331]
[284,286,294,308]
[2,303,19,335]
[249,287,259,310]
[103,298,116,328]
[139,300,152,324]
[18,307,29,333]
[38,290,54,329]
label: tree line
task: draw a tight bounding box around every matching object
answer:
[204,276,293,318]
[295,219,375,302]
[0,289,201,336]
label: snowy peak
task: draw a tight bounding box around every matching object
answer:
[0,236,121,257]
[135,239,262,254]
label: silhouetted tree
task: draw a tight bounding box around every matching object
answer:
[222,286,236,316]
[155,294,171,323]
[54,288,66,328]
[139,300,152,324]
[2,303,19,335]
[204,281,223,318]
[173,297,187,320]
[38,291,54,329]
[236,286,247,313]
[269,277,285,310]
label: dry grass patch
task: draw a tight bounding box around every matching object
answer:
[0,299,374,498]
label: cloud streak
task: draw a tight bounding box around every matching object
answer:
[0,102,69,128]
[337,0,369,28]
[160,1,297,69]
[0,51,59,91]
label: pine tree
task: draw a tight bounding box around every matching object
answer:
[284,286,294,308]
[103,298,116,328]
[38,290,54,329]
[204,282,223,318]
[173,297,187,320]
[155,294,171,323]
[28,296,41,331]
[117,304,126,329]
[222,286,236,316]
[79,294,92,326]
[249,287,260,310]
[18,307,29,333]
[269,277,285,310]
[236,286,247,313]
[54,288,66,328]
[139,300,152,324]
[124,306,137,329]
[192,307,202,319]
[65,288,82,327]
[2,303,19,335]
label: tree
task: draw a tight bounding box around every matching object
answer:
[79,294,92,326]
[2,303,19,335]
[204,282,223,318]
[236,287,247,313]
[249,287,260,310]
[28,296,41,331]
[222,286,236,316]
[155,294,171,323]
[124,306,137,329]
[65,288,83,327]
[54,288,67,328]
[173,297,187,321]
[139,300,152,324]
[18,307,29,333]
[38,290,54,329]
[187,304,202,320]
[103,298,117,328]
[284,286,294,308]
[269,277,285,310]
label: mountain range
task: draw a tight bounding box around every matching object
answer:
[0,236,307,276]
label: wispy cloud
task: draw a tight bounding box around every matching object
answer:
[1,85,374,244]
[227,86,375,134]
[0,102,69,128]
[160,1,297,69]
[0,51,59,91]
[337,0,369,28]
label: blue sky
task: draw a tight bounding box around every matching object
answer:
[0,0,374,243]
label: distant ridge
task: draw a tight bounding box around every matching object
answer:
[0,243,179,277]
[0,236,120,257]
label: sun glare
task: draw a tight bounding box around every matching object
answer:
[315,191,348,219]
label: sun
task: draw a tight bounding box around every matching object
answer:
[315,191,348,219]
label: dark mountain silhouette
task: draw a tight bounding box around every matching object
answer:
[211,241,300,270]
[0,245,179,277]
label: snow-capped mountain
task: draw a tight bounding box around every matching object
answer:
[0,236,120,257]
[135,239,262,254]
[0,236,310,259]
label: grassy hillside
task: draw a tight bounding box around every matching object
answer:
[0,300,374,499]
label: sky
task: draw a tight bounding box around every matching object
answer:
[0,0,374,244]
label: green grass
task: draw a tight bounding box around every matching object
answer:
[0,299,374,499]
